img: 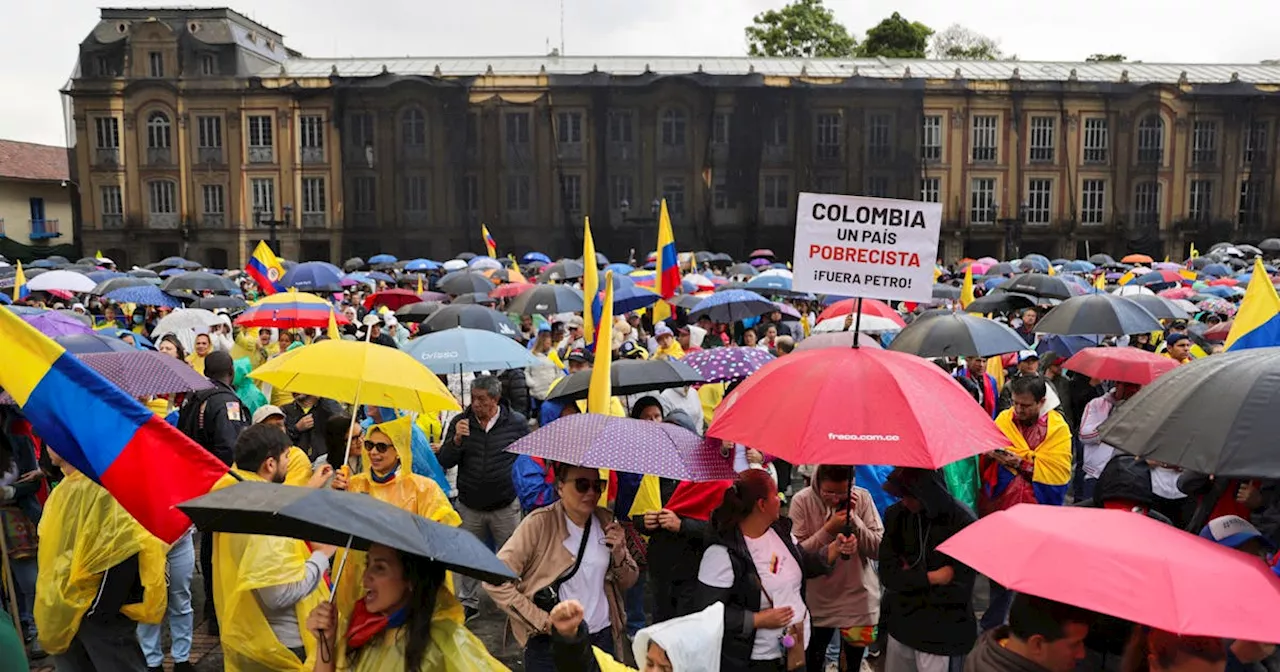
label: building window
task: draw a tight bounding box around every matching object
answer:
[200,53,217,76]
[556,112,583,144]
[971,115,998,163]
[202,184,224,215]
[608,110,633,143]
[95,55,113,77]
[349,112,375,149]
[402,109,426,146]
[1080,179,1106,225]
[465,112,479,150]
[95,117,119,149]
[148,51,164,77]
[865,176,890,198]
[1133,181,1162,228]
[763,175,790,210]
[713,112,731,145]
[300,115,324,150]
[815,113,841,159]
[768,113,789,147]
[1239,180,1264,227]
[197,116,222,149]
[1026,179,1053,224]
[1136,115,1164,164]
[1190,120,1217,164]
[1245,120,1269,164]
[662,178,686,215]
[351,177,375,214]
[560,175,583,213]
[611,175,633,210]
[867,114,892,162]
[970,178,996,224]
[815,175,842,194]
[713,181,730,210]
[101,185,123,215]
[1189,180,1213,222]
[404,176,428,212]
[506,175,530,211]
[920,177,940,203]
[1083,118,1109,163]
[661,108,687,147]
[921,115,942,162]
[1029,116,1055,163]
[251,178,276,216]
[248,115,273,149]
[148,180,176,214]
[146,111,170,149]
[302,178,326,214]
[461,175,479,212]
[505,112,530,144]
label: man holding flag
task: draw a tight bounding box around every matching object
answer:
[245,241,284,296]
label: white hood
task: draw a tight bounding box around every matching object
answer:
[632,602,724,671]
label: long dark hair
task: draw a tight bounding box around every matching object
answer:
[1120,626,1225,672]
[347,551,446,670]
[710,469,776,537]
[159,333,187,360]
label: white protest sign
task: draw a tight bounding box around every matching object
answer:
[792,192,942,303]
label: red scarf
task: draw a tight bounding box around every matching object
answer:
[346,599,408,650]
[666,480,732,521]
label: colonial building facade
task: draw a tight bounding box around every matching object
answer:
[66,8,1280,268]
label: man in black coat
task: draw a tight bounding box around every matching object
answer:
[281,393,344,460]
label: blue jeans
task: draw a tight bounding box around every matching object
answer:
[980,579,1014,632]
[624,572,646,636]
[137,529,195,665]
[6,556,37,636]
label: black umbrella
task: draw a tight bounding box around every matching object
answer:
[546,359,705,402]
[669,294,704,311]
[997,273,1073,301]
[1089,254,1117,266]
[451,292,498,306]
[888,311,1030,358]
[420,304,518,338]
[1258,238,1280,254]
[932,284,961,300]
[438,271,496,296]
[162,271,237,294]
[727,263,758,277]
[983,262,1019,276]
[1118,294,1189,320]
[394,302,442,323]
[342,257,366,272]
[178,481,516,584]
[191,295,249,313]
[538,260,585,282]
[90,276,153,295]
[1099,348,1280,479]
[576,252,609,267]
[1033,294,1162,336]
[456,252,477,262]
[127,268,161,279]
[55,333,136,354]
[963,291,1037,314]
[507,285,585,315]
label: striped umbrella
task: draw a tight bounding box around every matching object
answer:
[234,291,348,329]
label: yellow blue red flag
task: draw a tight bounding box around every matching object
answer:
[13,261,29,302]
[245,241,284,296]
[652,201,678,324]
[482,224,497,258]
[1225,257,1280,351]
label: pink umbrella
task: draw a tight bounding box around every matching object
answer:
[1157,287,1195,300]
[968,262,992,276]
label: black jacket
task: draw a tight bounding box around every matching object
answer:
[693,517,831,669]
[439,405,529,511]
[282,398,344,460]
[498,368,532,418]
[879,469,978,657]
[183,380,248,466]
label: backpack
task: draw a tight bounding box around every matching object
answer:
[176,386,236,447]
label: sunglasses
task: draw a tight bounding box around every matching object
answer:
[570,478,606,494]
[364,440,394,454]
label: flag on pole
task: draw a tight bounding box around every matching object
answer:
[13,261,29,302]
[582,217,604,347]
[245,241,285,296]
[417,274,424,294]
[1225,257,1280,351]
[1094,273,1107,291]
[651,200,678,324]
[1047,263,1056,276]
[95,250,104,260]
[960,265,975,308]
[327,309,342,341]
[1189,243,1200,259]
[589,271,615,416]
[482,224,497,258]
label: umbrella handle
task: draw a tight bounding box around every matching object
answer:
[319,534,356,664]
[841,465,854,561]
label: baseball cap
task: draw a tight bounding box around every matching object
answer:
[566,347,590,363]
[1200,515,1276,550]
[1166,333,1190,346]
[566,315,584,329]
[1017,349,1040,363]
[654,323,674,338]
[1169,319,1188,330]
[252,404,286,425]
[619,341,649,360]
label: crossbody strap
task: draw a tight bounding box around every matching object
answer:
[552,514,593,592]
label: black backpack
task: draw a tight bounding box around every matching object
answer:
[176,386,236,447]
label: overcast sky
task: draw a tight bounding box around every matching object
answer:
[6,0,1279,147]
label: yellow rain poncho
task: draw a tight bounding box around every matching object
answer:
[331,609,509,671]
[283,446,314,487]
[35,471,167,654]
[213,470,330,671]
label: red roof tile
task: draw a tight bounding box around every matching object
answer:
[0,139,69,183]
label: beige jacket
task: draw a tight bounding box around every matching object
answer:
[483,500,639,653]
[789,485,884,628]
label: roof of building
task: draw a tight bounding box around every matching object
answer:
[0,140,70,183]
[261,55,1280,86]
[100,6,283,39]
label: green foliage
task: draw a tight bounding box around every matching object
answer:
[858,12,933,59]
[744,0,858,58]
[932,24,1003,60]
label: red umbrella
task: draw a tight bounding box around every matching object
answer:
[1062,347,1178,385]
[707,348,1007,468]
[817,298,907,327]
[1157,286,1195,300]
[938,505,1280,641]
[490,282,535,299]
[792,331,882,351]
[1137,269,1184,286]
[363,289,423,311]
[1207,277,1239,287]
[1203,320,1233,342]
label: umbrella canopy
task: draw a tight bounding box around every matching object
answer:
[178,482,514,584]
[26,269,96,293]
[403,327,541,374]
[279,262,344,293]
[707,348,1009,468]
[1117,294,1190,320]
[522,252,552,264]
[507,285,585,315]
[1099,348,1280,478]
[507,414,738,482]
[1063,347,1179,385]
[996,273,1073,301]
[964,291,1037,315]
[1034,294,1163,336]
[235,292,346,329]
[439,271,497,296]
[21,310,94,337]
[490,282,536,300]
[91,276,153,295]
[537,260,585,282]
[363,289,423,312]
[368,254,397,265]
[341,257,365,272]
[103,285,184,308]
[394,302,443,323]
[1122,254,1155,264]
[813,315,903,333]
[887,312,1030,358]
[682,347,776,383]
[191,295,249,313]
[420,304,519,338]
[546,359,704,402]
[161,271,238,294]
[54,333,136,354]
[937,504,1280,642]
[1036,334,1102,359]
[792,331,884,351]
[450,292,497,306]
[250,339,459,414]
[687,289,778,323]
[151,308,234,337]
[817,298,908,327]
[1,351,211,403]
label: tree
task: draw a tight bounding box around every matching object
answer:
[858,12,933,59]
[1086,54,1127,62]
[931,24,1003,60]
[744,0,857,58]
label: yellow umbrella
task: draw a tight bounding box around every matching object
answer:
[249,339,459,414]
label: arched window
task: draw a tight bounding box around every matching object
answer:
[147,111,171,149]
[660,108,687,147]
[1136,114,1163,164]
[401,108,426,146]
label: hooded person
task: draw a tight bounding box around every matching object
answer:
[233,357,268,418]
[547,599,725,671]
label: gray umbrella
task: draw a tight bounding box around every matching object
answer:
[963,290,1037,315]
[997,273,1073,300]
[1118,294,1190,321]
[507,284,585,315]
[546,359,704,402]
[1100,348,1280,479]
[889,311,1030,358]
[1033,294,1162,336]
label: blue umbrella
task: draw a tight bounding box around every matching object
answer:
[1199,286,1238,299]
[404,327,540,374]
[0,293,9,304]
[982,277,1006,291]
[745,275,792,292]
[1036,334,1101,359]
[1062,261,1096,273]
[610,278,660,313]
[689,289,778,323]
[98,327,156,350]
[522,252,552,264]
[87,270,126,283]
[1200,263,1231,277]
[365,271,395,283]
[160,267,187,277]
[368,254,397,265]
[104,285,184,308]
[404,259,440,272]
[1022,255,1051,272]
[29,259,57,269]
[606,263,635,276]
[281,261,345,292]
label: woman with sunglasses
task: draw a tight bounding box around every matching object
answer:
[484,462,639,672]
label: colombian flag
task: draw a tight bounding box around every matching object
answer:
[960,265,975,309]
[1225,257,1280,351]
[652,200,678,324]
[13,261,29,302]
[0,306,228,543]
[482,224,497,258]
[582,217,604,347]
[245,240,284,296]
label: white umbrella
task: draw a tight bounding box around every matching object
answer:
[757,268,793,279]
[813,314,902,333]
[1111,285,1155,297]
[469,257,503,271]
[151,308,225,353]
[26,270,96,293]
[442,259,467,271]
[1172,299,1198,313]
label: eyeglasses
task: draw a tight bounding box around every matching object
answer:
[571,478,606,494]
[364,440,394,454]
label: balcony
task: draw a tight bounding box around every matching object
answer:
[201,214,226,229]
[301,146,325,164]
[247,146,274,164]
[556,142,584,163]
[657,144,688,164]
[504,142,533,168]
[607,142,636,163]
[762,143,789,163]
[30,219,61,240]
[403,212,429,228]
[302,213,327,229]
[147,213,179,229]
[401,144,428,163]
[102,214,124,229]
[147,147,172,166]
[95,148,120,166]
[197,147,223,164]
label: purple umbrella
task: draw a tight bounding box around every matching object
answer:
[507,413,737,482]
[22,311,93,337]
[1,350,212,404]
[683,347,776,383]
[772,302,802,320]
